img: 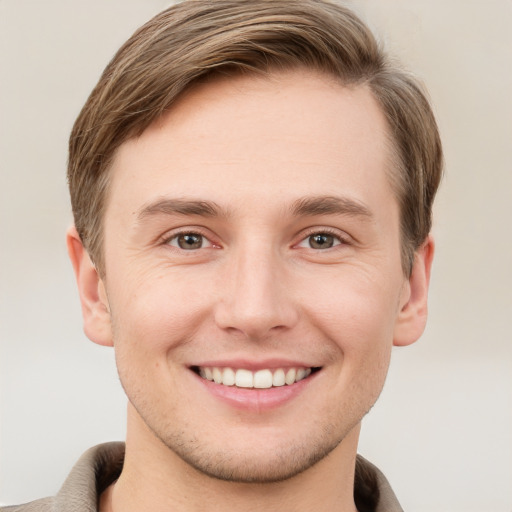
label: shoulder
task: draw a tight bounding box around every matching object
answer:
[1,443,125,512]
[355,455,404,512]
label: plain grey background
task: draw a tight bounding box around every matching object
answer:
[1,1,511,510]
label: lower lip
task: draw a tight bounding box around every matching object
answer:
[192,370,317,411]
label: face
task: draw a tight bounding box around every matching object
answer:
[79,71,425,482]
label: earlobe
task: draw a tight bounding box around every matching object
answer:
[66,226,113,347]
[393,235,435,347]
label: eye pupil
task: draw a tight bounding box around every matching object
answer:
[178,234,203,250]
[309,233,334,249]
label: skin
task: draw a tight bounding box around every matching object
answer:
[68,70,433,512]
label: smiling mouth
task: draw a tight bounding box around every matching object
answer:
[191,366,320,389]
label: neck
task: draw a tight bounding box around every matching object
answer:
[107,407,360,512]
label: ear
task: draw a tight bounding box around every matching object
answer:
[393,235,435,347]
[66,225,113,347]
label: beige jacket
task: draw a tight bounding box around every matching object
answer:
[1,443,403,512]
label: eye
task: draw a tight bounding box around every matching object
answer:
[297,232,343,250]
[167,232,212,250]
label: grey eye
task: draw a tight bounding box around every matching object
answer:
[308,233,336,249]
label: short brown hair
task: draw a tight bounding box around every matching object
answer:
[68,0,442,274]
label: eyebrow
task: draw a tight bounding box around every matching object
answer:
[137,198,226,220]
[290,195,373,219]
[136,194,372,222]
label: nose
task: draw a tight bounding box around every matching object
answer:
[214,245,299,340]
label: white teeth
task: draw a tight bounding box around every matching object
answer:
[296,368,306,381]
[222,367,235,386]
[212,367,223,384]
[254,369,273,389]
[285,368,296,385]
[272,368,285,387]
[235,369,253,388]
[198,366,314,388]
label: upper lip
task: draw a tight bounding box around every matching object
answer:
[189,358,320,371]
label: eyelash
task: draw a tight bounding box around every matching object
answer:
[161,227,349,252]
[295,227,350,250]
[162,229,217,251]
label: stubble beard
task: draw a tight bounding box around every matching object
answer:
[138,407,358,484]
[168,435,341,484]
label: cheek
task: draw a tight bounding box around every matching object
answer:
[303,269,400,401]
[109,283,199,406]
[305,271,402,350]
[106,273,213,381]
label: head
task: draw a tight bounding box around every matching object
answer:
[66,0,442,495]
[68,0,442,277]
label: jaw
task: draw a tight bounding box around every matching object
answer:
[120,399,363,512]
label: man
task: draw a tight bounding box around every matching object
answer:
[2,1,442,511]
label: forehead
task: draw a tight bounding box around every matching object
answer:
[107,70,394,218]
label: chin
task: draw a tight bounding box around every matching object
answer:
[168,439,341,483]
[144,412,354,484]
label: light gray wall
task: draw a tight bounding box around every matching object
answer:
[1,1,511,510]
